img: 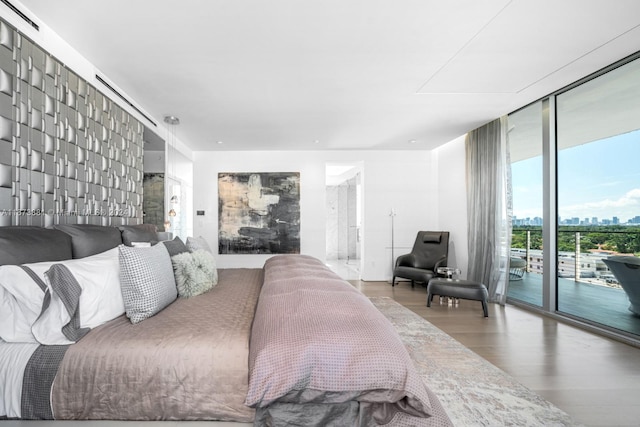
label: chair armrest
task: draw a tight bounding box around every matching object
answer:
[395,253,417,268]
[433,256,448,273]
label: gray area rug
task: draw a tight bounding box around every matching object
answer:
[370,297,582,427]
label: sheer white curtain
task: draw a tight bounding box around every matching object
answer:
[465,116,513,304]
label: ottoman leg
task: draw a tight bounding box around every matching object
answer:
[427,292,433,307]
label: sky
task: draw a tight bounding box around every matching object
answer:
[512,130,640,223]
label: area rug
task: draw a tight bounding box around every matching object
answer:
[370,297,582,427]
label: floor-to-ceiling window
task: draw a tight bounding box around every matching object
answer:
[507,52,640,341]
[507,102,544,307]
[556,57,640,336]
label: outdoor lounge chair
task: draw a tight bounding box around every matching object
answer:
[602,256,640,316]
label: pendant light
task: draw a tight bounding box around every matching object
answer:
[164,115,180,219]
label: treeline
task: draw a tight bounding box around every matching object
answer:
[512,225,640,255]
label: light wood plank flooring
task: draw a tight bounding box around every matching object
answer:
[353,279,640,427]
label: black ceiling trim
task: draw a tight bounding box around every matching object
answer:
[95,74,157,127]
[1,0,39,30]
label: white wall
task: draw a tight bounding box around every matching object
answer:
[193,150,438,280]
[433,135,469,278]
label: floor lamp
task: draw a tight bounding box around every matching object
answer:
[390,208,396,280]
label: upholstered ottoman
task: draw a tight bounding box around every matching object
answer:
[427,278,489,317]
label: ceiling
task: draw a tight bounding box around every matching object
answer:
[15,0,640,152]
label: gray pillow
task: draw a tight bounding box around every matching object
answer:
[162,236,189,257]
[171,249,218,298]
[118,243,177,324]
[119,224,158,246]
[54,224,123,258]
[0,227,72,265]
[186,236,212,253]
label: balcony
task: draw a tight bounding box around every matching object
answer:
[508,228,640,337]
[508,272,640,336]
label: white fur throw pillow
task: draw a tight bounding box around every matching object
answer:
[171,249,218,298]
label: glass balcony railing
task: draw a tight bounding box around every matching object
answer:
[510,227,640,285]
[508,227,640,337]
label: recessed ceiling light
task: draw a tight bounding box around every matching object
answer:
[314,140,320,144]
[216,141,223,144]
[409,139,417,144]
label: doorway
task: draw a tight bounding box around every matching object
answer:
[326,162,362,280]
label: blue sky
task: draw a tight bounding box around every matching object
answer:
[512,130,640,223]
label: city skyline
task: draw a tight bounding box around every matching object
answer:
[512,130,640,222]
[512,214,640,226]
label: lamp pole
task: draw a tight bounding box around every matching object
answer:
[390,208,396,277]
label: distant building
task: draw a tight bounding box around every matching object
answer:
[518,214,640,227]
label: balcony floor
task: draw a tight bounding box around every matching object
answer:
[508,273,640,336]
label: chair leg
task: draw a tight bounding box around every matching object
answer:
[482,300,488,317]
[391,276,396,287]
[411,280,415,288]
[427,293,433,307]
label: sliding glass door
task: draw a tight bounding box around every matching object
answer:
[507,102,544,307]
[556,57,640,335]
[505,53,640,340]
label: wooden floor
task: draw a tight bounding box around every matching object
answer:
[353,279,640,427]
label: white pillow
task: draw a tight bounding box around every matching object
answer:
[186,236,212,253]
[0,266,48,343]
[0,248,124,344]
[33,248,124,345]
[131,242,152,247]
[118,243,177,324]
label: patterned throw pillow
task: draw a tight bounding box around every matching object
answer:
[186,236,212,253]
[171,250,218,298]
[118,244,177,324]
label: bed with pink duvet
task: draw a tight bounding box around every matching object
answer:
[1,225,451,426]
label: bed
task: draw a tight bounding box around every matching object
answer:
[246,254,452,426]
[0,225,452,426]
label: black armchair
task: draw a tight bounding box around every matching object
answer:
[392,231,450,287]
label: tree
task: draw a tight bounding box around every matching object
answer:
[511,225,640,255]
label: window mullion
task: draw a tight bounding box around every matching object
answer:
[542,97,558,312]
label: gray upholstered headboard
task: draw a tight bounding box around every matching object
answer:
[0,227,73,265]
[53,224,123,259]
[0,224,159,265]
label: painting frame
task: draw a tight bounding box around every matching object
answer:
[218,172,300,254]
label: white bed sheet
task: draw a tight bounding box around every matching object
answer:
[0,340,38,418]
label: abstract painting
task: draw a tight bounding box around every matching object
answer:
[218,172,300,254]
